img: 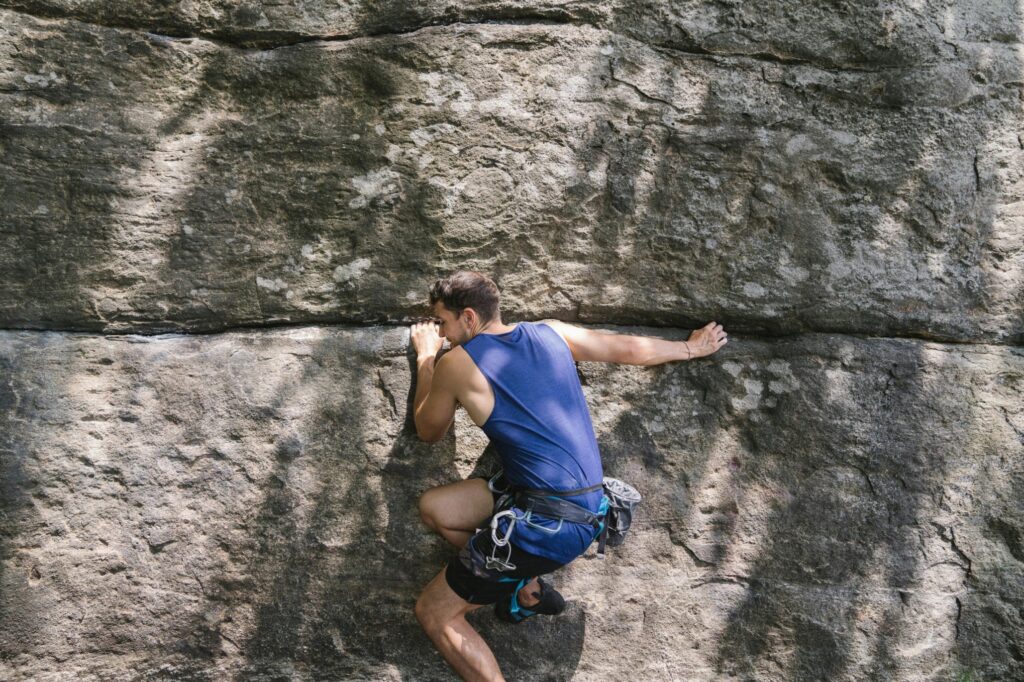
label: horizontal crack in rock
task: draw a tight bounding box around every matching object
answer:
[4,4,1009,75]
[3,5,587,51]
[0,321,1020,350]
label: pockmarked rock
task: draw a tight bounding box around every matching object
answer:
[3,2,1023,681]
[1,326,1021,680]
[1,8,1022,340]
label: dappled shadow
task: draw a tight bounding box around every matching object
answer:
[113,36,452,331]
[0,13,163,331]
[0,347,45,662]
[578,330,1009,679]
[708,339,935,679]
[557,2,1024,677]
[3,3,1023,680]
[2,10,455,334]
[205,333,588,680]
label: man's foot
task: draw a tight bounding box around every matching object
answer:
[495,577,565,624]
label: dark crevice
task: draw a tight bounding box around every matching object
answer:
[853,465,878,498]
[2,5,588,51]
[690,575,751,588]
[973,151,982,193]
[375,369,398,417]
[1000,407,1024,445]
[608,64,685,112]
[955,596,963,641]
[930,522,974,584]
[0,319,1021,351]
[643,38,920,73]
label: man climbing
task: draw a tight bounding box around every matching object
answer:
[410,270,727,681]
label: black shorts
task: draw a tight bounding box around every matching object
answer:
[445,527,566,605]
[445,480,566,605]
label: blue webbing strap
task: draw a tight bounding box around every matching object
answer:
[508,578,535,621]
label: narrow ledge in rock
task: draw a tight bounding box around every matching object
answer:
[0,323,1021,353]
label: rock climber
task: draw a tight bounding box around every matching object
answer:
[409,270,727,681]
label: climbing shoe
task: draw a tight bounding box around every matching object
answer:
[495,577,566,624]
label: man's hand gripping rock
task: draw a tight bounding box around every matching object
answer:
[685,321,728,360]
[411,320,445,360]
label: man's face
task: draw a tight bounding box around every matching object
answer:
[432,302,472,347]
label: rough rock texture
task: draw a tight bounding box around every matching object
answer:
[1,4,1022,340]
[2,1,1024,680]
[1,327,1022,680]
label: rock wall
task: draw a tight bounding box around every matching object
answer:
[1,1,1022,680]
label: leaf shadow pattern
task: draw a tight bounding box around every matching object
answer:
[710,340,933,679]
[114,36,452,332]
[578,333,970,679]
[0,15,180,331]
[194,332,588,680]
[560,2,1024,677]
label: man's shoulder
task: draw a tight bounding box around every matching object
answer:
[534,319,575,354]
[435,346,490,408]
[535,318,567,337]
[435,346,476,383]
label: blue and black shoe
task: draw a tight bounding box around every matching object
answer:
[495,577,566,624]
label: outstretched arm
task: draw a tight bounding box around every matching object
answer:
[544,319,727,366]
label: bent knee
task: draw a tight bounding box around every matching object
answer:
[414,593,440,632]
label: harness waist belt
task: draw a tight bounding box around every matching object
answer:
[514,491,603,528]
[518,482,603,498]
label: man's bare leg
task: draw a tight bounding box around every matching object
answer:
[419,478,495,548]
[419,481,545,607]
[416,568,505,682]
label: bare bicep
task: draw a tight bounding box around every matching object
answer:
[542,320,634,364]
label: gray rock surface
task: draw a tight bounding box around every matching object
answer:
[1,326,1021,680]
[2,1,1024,679]
[1,5,1021,341]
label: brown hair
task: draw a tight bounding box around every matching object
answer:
[428,271,501,324]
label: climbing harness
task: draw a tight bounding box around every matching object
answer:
[482,470,642,567]
[460,471,644,625]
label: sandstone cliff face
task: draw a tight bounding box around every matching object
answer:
[1,2,1022,680]
[2,2,1022,340]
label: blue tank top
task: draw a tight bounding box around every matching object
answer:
[462,321,604,562]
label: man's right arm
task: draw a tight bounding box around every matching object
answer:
[543,319,727,366]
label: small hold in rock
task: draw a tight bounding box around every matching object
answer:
[275,435,304,460]
[148,539,176,554]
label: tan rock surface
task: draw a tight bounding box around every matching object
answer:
[1,327,1021,679]
[2,1,1023,679]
